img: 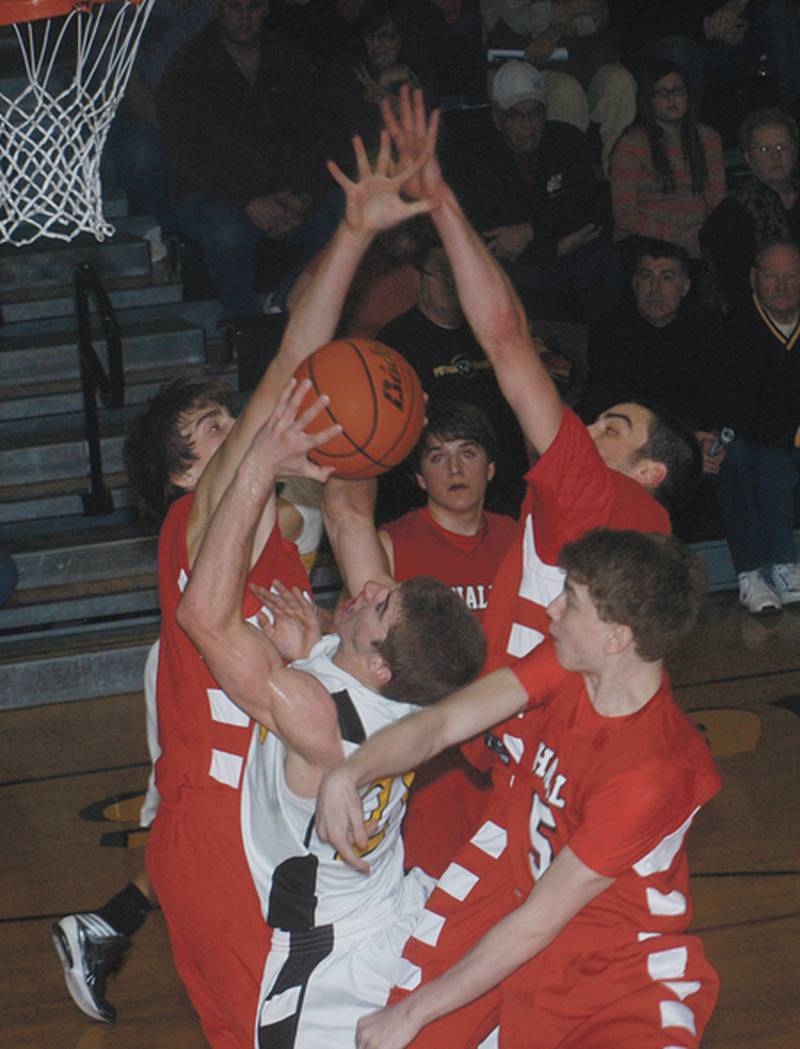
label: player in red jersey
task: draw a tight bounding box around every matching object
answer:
[380,400,517,876]
[317,528,721,1049]
[65,136,431,1049]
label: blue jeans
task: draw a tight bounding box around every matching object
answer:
[716,436,800,573]
[108,112,175,231]
[508,237,625,323]
[174,192,342,320]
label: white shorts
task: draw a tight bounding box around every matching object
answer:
[255,866,433,1049]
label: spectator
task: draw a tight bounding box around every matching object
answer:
[580,237,730,476]
[109,0,213,236]
[610,58,726,259]
[718,240,800,614]
[482,0,636,173]
[377,241,530,518]
[326,0,441,151]
[702,107,800,312]
[443,59,625,320]
[157,0,338,320]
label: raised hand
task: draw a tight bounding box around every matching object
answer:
[381,85,445,207]
[249,580,321,662]
[326,130,431,236]
[249,378,341,484]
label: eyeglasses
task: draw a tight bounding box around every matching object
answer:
[364,28,399,42]
[749,143,793,156]
[422,266,452,279]
[652,86,688,100]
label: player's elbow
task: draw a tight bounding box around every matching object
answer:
[177,588,230,651]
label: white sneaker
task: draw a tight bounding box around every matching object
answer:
[770,562,800,605]
[737,570,781,614]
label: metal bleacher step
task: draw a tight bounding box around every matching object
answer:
[0,232,151,293]
[0,316,206,387]
[0,270,184,325]
[0,622,159,709]
[1,571,158,635]
[0,471,134,530]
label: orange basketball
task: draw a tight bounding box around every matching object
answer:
[294,338,425,478]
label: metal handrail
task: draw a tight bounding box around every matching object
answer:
[74,263,125,515]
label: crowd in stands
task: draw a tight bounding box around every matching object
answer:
[114,0,800,610]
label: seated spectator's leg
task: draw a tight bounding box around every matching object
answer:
[716,437,768,573]
[108,113,175,232]
[751,441,800,568]
[0,548,17,608]
[266,188,345,310]
[586,63,637,176]
[541,71,589,134]
[174,193,263,320]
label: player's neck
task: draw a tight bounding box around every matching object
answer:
[583,657,664,718]
[426,500,484,537]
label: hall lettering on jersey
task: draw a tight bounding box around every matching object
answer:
[451,583,491,610]
[531,739,567,809]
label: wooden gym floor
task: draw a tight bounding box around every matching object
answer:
[1,590,798,1049]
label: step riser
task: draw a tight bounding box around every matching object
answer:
[0,238,151,293]
[1,589,158,632]
[0,485,132,526]
[0,377,191,423]
[2,281,183,324]
[0,646,151,709]
[10,536,157,590]
[0,327,205,386]
[0,435,124,486]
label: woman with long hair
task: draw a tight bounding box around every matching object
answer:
[610,59,726,258]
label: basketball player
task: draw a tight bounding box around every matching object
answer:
[317,528,721,1049]
[176,380,486,1049]
[380,400,517,877]
[53,134,435,1046]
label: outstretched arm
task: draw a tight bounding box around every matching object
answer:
[187,132,433,564]
[316,666,528,871]
[177,382,343,765]
[322,477,394,598]
[383,89,565,455]
[356,846,613,1049]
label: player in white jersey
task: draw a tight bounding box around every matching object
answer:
[178,381,486,1049]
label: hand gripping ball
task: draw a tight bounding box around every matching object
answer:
[294,338,425,478]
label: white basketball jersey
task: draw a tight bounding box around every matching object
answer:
[241,634,418,931]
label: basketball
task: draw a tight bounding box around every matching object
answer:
[293,338,425,478]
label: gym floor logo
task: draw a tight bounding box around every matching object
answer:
[79,790,149,850]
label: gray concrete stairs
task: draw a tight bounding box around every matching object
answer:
[0,193,226,710]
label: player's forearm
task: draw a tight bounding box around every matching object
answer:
[346,668,527,789]
[323,477,393,594]
[180,451,280,642]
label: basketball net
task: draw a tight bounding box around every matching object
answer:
[0,0,156,246]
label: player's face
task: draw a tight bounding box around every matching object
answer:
[547,575,610,672]
[215,0,268,47]
[418,248,462,322]
[335,580,403,654]
[587,403,653,475]
[416,438,494,514]
[171,401,236,491]
[745,123,797,193]
[751,244,800,322]
[651,71,688,127]
[495,99,545,155]
[633,255,690,328]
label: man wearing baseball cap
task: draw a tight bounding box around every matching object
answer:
[442,59,624,321]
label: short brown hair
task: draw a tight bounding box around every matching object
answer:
[124,374,236,521]
[559,529,707,662]
[374,576,486,704]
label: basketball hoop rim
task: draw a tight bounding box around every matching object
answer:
[0,0,145,29]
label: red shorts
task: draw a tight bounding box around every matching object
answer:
[147,788,269,1049]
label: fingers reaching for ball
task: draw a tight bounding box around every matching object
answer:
[252,377,342,483]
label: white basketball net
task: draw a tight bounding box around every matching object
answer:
[0,0,156,245]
